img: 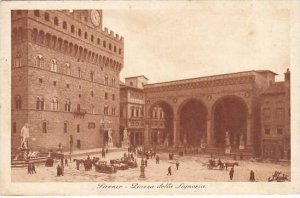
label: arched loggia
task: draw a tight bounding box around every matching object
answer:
[212,96,248,149]
[148,101,174,147]
[178,99,207,147]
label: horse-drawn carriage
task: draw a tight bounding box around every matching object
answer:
[268,171,289,182]
[110,159,129,170]
[207,159,225,170]
[95,161,117,174]
[206,159,239,170]
[121,157,138,168]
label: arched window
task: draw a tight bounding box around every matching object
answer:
[35,54,45,68]
[105,76,108,86]
[34,10,40,17]
[65,99,71,112]
[97,38,100,45]
[91,35,94,42]
[114,46,116,52]
[36,96,45,110]
[112,107,116,116]
[90,104,95,114]
[109,43,112,50]
[104,105,108,115]
[50,59,58,72]
[112,78,116,87]
[54,17,59,26]
[119,48,122,55]
[65,63,71,75]
[84,32,88,39]
[44,12,50,21]
[103,41,106,48]
[14,53,22,67]
[71,25,75,33]
[51,97,59,111]
[63,21,67,29]
[78,29,82,36]
[15,95,22,110]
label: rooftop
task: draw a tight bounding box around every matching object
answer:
[145,70,276,87]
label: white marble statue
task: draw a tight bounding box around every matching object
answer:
[225,130,230,146]
[123,128,128,141]
[21,123,30,149]
[108,128,113,143]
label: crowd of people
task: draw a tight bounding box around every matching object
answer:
[20,144,284,182]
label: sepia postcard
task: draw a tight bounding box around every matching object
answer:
[0,0,300,195]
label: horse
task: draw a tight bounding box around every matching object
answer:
[224,162,239,170]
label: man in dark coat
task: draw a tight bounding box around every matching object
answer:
[57,164,61,176]
[32,163,36,174]
[156,155,159,164]
[167,166,172,176]
[176,160,179,170]
[27,163,32,174]
[229,167,234,180]
[249,170,255,182]
[102,148,106,158]
[65,157,68,167]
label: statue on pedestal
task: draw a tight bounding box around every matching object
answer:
[225,130,231,154]
[107,128,113,148]
[239,133,245,150]
[20,123,30,149]
[122,128,129,148]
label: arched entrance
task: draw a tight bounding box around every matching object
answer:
[149,101,174,146]
[179,99,207,147]
[213,96,247,149]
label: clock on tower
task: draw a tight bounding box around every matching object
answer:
[91,10,101,27]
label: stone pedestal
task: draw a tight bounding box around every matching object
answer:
[122,140,129,149]
[140,164,146,178]
[107,141,113,148]
[225,146,231,154]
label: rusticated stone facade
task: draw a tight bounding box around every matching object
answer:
[11,10,123,152]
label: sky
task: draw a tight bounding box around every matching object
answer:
[103,4,290,84]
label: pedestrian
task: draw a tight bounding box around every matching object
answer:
[145,159,148,167]
[57,164,61,176]
[32,163,36,174]
[102,148,106,158]
[176,160,179,170]
[124,152,127,158]
[156,155,159,164]
[76,161,80,170]
[65,157,68,167]
[106,148,108,154]
[229,167,234,180]
[249,170,255,182]
[167,166,172,176]
[27,163,32,174]
[60,158,64,167]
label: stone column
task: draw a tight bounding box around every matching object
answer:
[173,119,178,146]
[206,118,211,146]
[144,120,150,146]
[246,116,252,146]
